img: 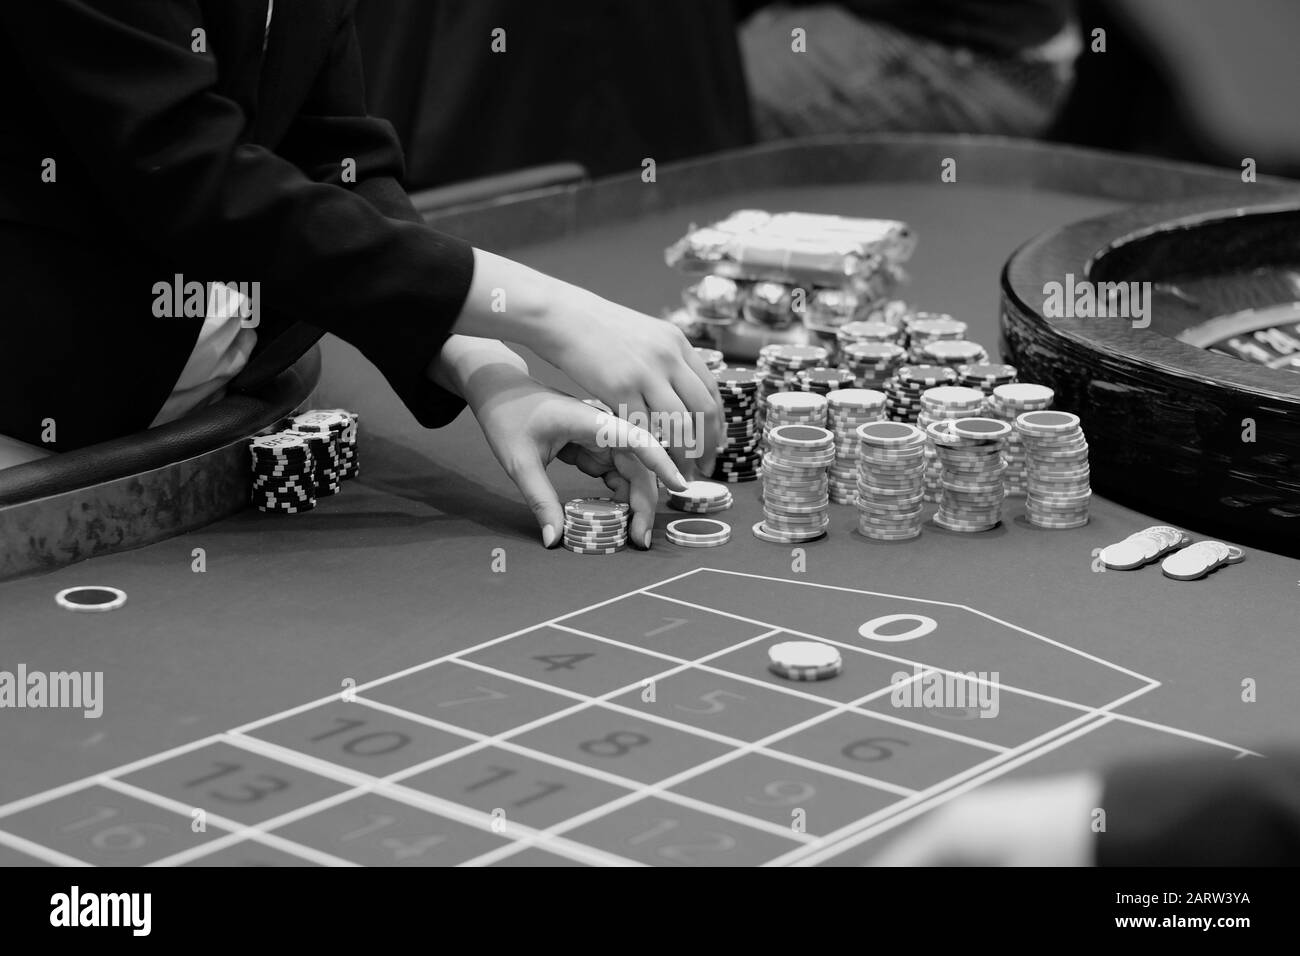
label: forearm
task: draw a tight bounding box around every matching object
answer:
[452,248,596,355]
[429,334,531,404]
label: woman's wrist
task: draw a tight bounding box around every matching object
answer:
[454,248,588,358]
[429,335,529,404]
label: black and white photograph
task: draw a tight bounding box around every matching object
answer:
[0,0,1295,927]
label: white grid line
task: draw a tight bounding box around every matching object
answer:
[0,568,1255,867]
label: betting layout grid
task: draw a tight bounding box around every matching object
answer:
[0,569,1249,868]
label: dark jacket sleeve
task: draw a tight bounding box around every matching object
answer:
[274,9,469,425]
[0,0,473,428]
[1097,751,1300,866]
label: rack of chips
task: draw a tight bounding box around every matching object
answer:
[1015,411,1092,529]
[855,421,928,540]
[563,498,630,554]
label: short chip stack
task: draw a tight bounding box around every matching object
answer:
[826,389,887,504]
[249,433,317,514]
[693,346,726,371]
[904,313,967,360]
[855,421,927,540]
[666,518,732,548]
[763,390,828,449]
[986,383,1054,496]
[755,424,835,544]
[768,640,842,681]
[836,319,902,351]
[1015,411,1091,529]
[884,365,959,422]
[712,366,763,483]
[919,340,989,370]
[795,366,856,395]
[916,386,987,503]
[666,480,733,514]
[928,418,1010,532]
[563,497,630,554]
[840,341,906,390]
[957,363,1018,398]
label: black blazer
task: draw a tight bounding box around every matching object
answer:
[0,0,474,450]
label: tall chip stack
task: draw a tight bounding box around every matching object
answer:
[665,209,916,359]
[928,418,1010,532]
[826,389,887,504]
[855,422,927,540]
[755,424,835,544]
[985,383,1054,496]
[1015,411,1092,529]
[916,386,987,503]
[712,367,763,483]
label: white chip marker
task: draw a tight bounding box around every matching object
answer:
[55,586,128,612]
[768,640,843,681]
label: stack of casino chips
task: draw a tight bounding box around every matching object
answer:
[1015,411,1091,529]
[755,424,835,543]
[836,320,902,353]
[916,386,987,503]
[840,342,906,390]
[904,313,967,360]
[562,497,630,554]
[928,418,1010,532]
[248,433,317,514]
[763,391,827,450]
[693,346,726,372]
[795,366,856,395]
[313,408,360,480]
[757,344,830,408]
[288,410,349,496]
[957,363,1018,398]
[826,389,887,503]
[855,421,927,540]
[883,365,959,422]
[918,340,989,371]
[712,366,763,483]
[666,480,733,514]
[985,383,1054,496]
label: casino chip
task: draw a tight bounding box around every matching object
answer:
[840,341,906,391]
[249,432,317,513]
[768,640,843,681]
[1100,526,1190,570]
[883,365,958,423]
[55,586,127,612]
[904,313,967,360]
[1160,541,1245,581]
[563,497,630,554]
[666,480,733,514]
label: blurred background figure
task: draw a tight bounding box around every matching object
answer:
[736,1,1080,140]
[355,0,753,190]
